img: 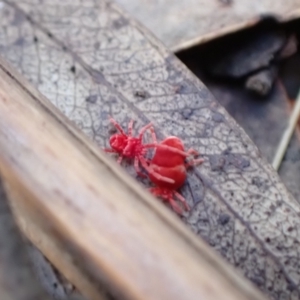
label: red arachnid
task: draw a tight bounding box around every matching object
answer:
[104,117,203,215]
[105,117,179,184]
[148,136,203,215]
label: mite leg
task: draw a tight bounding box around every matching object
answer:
[149,126,158,144]
[144,143,191,157]
[134,156,147,178]
[108,116,126,135]
[128,119,134,137]
[185,158,204,168]
[117,156,123,164]
[138,122,154,140]
[145,144,202,162]
[104,148,116,153]
[139,156,175,183]
[169,198,184,215]
[186,148,199,156]
[149,188,183,215]
[174,191,190,211]
[148,187,158,194]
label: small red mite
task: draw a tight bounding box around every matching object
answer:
[148,136,204,215]
[105,117,187,184]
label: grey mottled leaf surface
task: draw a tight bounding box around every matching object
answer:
[0,1,300,299]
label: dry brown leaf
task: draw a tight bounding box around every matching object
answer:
[115,0,300,52]
[0,1,300,299]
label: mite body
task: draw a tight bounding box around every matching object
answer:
[148,137,203,215]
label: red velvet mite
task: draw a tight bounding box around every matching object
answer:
[148,136,203,215]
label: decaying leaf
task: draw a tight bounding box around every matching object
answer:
[0,1,300,299]
[180,50,300,207]
[207,78,300,202]
[115,0,300,51]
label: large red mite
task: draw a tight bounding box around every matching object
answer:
[104,117,194,184]
[148,135,203,215]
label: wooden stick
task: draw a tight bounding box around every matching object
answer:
[272,90,300,170]
[5,179,108,300]
[0,57,267,300]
